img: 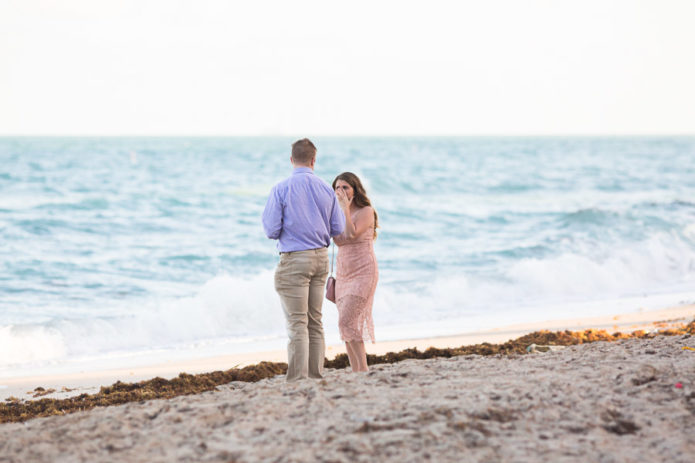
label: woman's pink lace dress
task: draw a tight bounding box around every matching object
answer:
[333,210,378,342]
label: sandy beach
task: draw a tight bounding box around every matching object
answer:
[1,328,694,462]
[0,305,694,462]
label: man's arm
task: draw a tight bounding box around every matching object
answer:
[262,187,283,239]
[329,193,345,237]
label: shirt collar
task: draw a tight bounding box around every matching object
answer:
[293,167,313,175]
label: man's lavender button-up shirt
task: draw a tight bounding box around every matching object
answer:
[262,167,345,252]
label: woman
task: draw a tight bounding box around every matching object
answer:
[332,172,379,372]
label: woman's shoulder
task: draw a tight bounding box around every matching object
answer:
[353,205,374,218]
[353,206,375,231]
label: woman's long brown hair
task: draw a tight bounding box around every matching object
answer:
[332,172,379,239]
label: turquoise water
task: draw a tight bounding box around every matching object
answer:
[2,137,695,372]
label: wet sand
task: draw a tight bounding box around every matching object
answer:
[2,304,694,402]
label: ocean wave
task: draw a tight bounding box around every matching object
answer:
[638,199,695,210]
[0,272,285,369]
[560,208,618,226]
[504,233,695,299]
[34,197,110,211]
[672,200,695,208]
[0,325,67,367]
[0,194,84,211]
[3,232,695,370]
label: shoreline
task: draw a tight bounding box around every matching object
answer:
[2,303,694,402]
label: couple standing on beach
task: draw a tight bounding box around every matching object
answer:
[262,138,379,381]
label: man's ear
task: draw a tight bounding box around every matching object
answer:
[290,156,294,167]
[310,156,316,169]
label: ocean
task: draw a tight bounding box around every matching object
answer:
[1,136,695,376]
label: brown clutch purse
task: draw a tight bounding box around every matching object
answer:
[325,276,336,303]
[325,243,336,303]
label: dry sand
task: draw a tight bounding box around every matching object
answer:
[1,305,694,462]
[1,334,694,462]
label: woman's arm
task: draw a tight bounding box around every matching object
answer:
[333,234,348,246]
[335,188,374,241]
[335,188,353,240]
[339,206,374,241]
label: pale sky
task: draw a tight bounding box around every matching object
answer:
[1,0,694,136]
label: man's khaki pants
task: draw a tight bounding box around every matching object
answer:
[274,248,329,381]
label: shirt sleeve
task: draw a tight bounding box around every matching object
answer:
[329,194,346,237]
[262,186,283,239]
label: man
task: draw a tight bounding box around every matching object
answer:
[262,138,345,381]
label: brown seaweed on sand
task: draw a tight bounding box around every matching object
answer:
[0,361,287,424]
[27,387,56,398]
[2,321,693,424]
[325,321,693,369]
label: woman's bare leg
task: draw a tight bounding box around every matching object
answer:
[337,295,370,372]
[347,341,368,372]
[344,342,358,372]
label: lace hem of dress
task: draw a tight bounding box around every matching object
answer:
[337,294,375,342]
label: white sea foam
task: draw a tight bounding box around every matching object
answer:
[2,232,694,373]
[0,325,67,367]
[507,234,695,300]
[375,232,695,320]
[684,224,695,240]
[0,272,286,370]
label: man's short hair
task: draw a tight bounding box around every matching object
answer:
[291,138,317,165]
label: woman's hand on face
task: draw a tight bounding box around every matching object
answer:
[336,188,352,210]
